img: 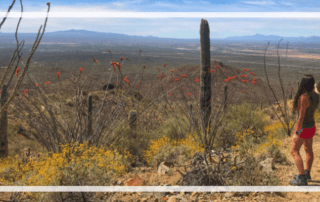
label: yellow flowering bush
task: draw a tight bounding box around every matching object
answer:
[143,134,204,166]
[0,141,131,187]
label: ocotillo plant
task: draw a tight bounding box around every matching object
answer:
[0,84,8,158]
[199,19,211,129]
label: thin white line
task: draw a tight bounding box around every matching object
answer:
[1,186,320,192]
[1,12,320,18]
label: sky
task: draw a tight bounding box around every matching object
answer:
[1,0,320,39]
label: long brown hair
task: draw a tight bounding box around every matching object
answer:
[293,74,315,110]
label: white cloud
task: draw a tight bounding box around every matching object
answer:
[242,1,276,5]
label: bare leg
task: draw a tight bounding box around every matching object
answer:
[303,137,313,171]
[290,134,305,175]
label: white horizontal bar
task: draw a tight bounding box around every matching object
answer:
[0,186,320,192]
[1,12,320,18]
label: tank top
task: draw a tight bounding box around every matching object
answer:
[299,91,319,128]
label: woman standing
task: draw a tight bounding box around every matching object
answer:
[289,75,320,186]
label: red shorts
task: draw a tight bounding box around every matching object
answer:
[294,126,316,139]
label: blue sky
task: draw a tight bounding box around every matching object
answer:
[1,0,320,38]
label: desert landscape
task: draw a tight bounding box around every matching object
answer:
[3,1,320,201]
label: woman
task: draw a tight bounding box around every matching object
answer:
[289,75,320,186]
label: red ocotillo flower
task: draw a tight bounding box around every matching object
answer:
[170,69,174,73]
[252,78,257,85]
[115,62,121,68]
[241,90,246,93]
[126,57,130,61]
[181,74,187,78]
[243,68,249,72]
[108,50,111,52]
[135,85,138,88]
[45,81,51,85]
[187,92,191,96]
[105,97,109,100]
[232,75,238,79]
[216,65,221,69]
[120,57,123,61]
[111,62,117,71]
[169,91,173,96]
[241,74,247,78]
[124,75,130,85]
[241,80,249,83]
[174,78,180,82]
[57,72,60,79]
[185,87,188,90]
[36,83,40,87]
[21,89,28,99]
[20,58,22,61]
[139,80,142,83]
[195,77,200,82]
[224,78,229,82]
[92,56,100,64]
[47,2,50,6]
[164,63,167,67]
[143,65,146,68]
[250,72,256,76]
[16,67,21,77]
[79,68,83,73]
[71,71,74,74]
[140,50,142,52]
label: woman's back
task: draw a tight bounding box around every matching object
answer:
[301,91,320,128]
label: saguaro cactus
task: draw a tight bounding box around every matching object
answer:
[223,84,228,110]
[87,94,93,141]
[0,84,8,158]
[199,19,211,128]
[128,110,137,131]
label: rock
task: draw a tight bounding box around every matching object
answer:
[140,196,151,202]
[154,192,166,198]
[175,194,189,202]
[158,162,170,175]
[161,196,168,201]
[140,193,153,198]
[167,196,177,202]
[257,158,275,174]
[274,192,286,198]
[224,192,234,198]
[124,176,142,186]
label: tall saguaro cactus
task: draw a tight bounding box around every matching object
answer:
[199,19,211,128]
[0,84,8,158]
[87,94,93,141]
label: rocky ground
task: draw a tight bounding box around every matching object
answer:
[106,124,320,202]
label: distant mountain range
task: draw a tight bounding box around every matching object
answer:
[1,30,320,46]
